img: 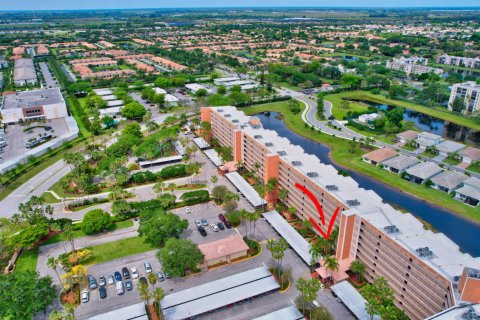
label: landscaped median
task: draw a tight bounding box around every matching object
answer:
[324,90,480,131]
[240,101,480,222]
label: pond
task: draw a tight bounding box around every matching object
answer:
[258,111,480,256]
[361,101,480,147]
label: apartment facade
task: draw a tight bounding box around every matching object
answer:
[202,106,480,320]
[386,57,443,76]
[437,54,480,69]
[448,81,480,114]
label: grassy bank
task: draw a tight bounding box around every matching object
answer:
[15,248,39,272]
[240,101,480,222]
[325,90,480,131]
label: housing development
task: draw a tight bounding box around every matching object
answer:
[1,5,480,320]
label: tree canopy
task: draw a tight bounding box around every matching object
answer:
[156,238,204,277]
[82,209,113,235]
[138,210,188,246]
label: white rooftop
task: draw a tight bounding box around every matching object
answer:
[93,88,113,96]
[225,171,267,208]
[88,302,148,320]
[426,304,480,319]
[252,305,304,320]
[331,281,375,320]
[204,148,223,167]
[193,137,210,149]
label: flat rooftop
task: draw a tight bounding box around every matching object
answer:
[331,281,372,320]
[225,171,267,208]
[252,305,304,320]
[2,88,65,110]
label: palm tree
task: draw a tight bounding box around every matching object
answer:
[61,224,75,252]
[154,182,165,195]
[210,175,218,188]
[323,255,339,285]
[139,282,152,306]
[47,257,62,284]
[153,287,165,320]
[251,212,261,239]
[309,242,322,269]
[147,272,157,291]
[295,277,308,314]
[350,260,365,283]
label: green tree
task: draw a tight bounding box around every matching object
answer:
[350,260,366,282]
[47,256,62,284]
[153,287,166,319]
[210,175,218,188]
[121,102,147,120]
[0,271,56,319]
[82,209,112,235]
[138,211,188,246]
[362,276,395,320]
[147,272,157,291]
[195,88,208,97]
[138,281,152,306]
[157,238,204,277]
[211,185,229,203]
[323,255,339,284]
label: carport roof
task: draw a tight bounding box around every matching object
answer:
[331,281,374,320]
[204,148,223,167]
[89,302,148,320]
[161,266,280,320]
[263,210,312,265]
[193,137,210,149]
[252,305,304,320]
[225,171,266,208]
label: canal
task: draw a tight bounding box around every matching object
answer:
[258,112,480,256]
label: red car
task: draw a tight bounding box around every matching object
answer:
[218,214,227,222]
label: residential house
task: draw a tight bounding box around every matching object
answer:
[415,132,443,150]
[0,58,8,69]
[459,147,480,164]
[362,148,398,166]
[435,140,465,157]
[454,177,480,206]
[382,154,421,174]
[164,94,179,107]
[431,171,469,193]
[396,130,419,145]
[405,162,443,184]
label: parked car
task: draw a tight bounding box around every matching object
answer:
[99,276,106,286]
[116,281,124,295]
[81,291,89,303]
[125,280,133,291]
[165,272,171,279]
[107,274,114,285]
[131,267,139,279]
[211,224,219,232]
[224,221,232,229]
[144,262,152,274]
[139,277,148,286]
[114,271,122,282]
[217,222,225,230]
[122,267,130,279]
[99,286,107,299]
[195,220,202,227]
[218,214,226,222]
[185,207,191,214]
[201,218,208,226]
[198,226,207,237]
[88,275,97,290]
[156,272,165,282]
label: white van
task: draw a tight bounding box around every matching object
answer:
[116,281,125,295]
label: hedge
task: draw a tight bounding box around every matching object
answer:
[180,190,210,205]
[159,164,187,179]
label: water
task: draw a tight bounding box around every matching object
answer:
[258,112,480,256]
[365,102,480,147]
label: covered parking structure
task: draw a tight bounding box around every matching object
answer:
[225,171,267,210]
[193,137,210,150]
[330,281,375,320]
[161,266,280,320]
[263,210,313,265]
[138,155,182,168]
[89,302,148,320]
[204,148,223,167]
[252,305,304,320]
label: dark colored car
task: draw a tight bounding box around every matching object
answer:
[217,222,225,230]
[99,287,107,299]
[114,271,122,282]
[218,214,226,222]
[99,276,106,286]
[331,290,337,298]
[122,267,130,279]
[125,280,133,291]
[224,221,232,229]
[198,226,207,237]
[139,277,148,286]
[88,275,97,290]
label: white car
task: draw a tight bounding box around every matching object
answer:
[131,267,139,279]
[185,207,191,214]
[211,224,219,232]
[107,274,114,285]
[81,291,89,303]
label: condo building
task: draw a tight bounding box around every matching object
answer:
[448,81,480,114]
[386,57,443,76]
[437,54,480,69]
[201,106,480,320]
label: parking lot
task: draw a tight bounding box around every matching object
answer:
[1,118,69,161]
[39,62,58,88]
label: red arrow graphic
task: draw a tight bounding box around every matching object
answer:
[295,183,340,240]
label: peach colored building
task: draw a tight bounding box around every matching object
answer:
[202,106,480,320]
[197,235,249,269]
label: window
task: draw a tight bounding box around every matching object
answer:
[407,265,411,270]
[404,280,408,285]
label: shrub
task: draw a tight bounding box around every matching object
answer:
[180,190,210,205]
[159,164,187,179]
[82,209,113,235]
[226,211,242,227]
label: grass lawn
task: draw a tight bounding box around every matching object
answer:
[275,82,302,91]
[42,220,134,245]
[41,192,62,204]
[326,90,480,131]
[443,157,461,166]
[467,162,480,174]
[401,144,417,152]
[325,92,371,120]
[241,101,480,222]
[0,139,85,201]
[82,236,156,266]
[15,248,39,272]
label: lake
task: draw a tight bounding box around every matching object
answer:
[258,112,480,256]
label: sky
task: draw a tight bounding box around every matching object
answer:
[1,0,479,11]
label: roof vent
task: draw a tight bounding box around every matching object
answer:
[292,161,302,166]
[326,185,338,191]
[224,114,231,118]
[461,307,479,319]
[265,142,273,147]
[217,108,224,112]
[416,247,433,258]
[346,199,360,206]
[307,172,318,178]
[384,225,399,234]
[232,119,239,123]
[277,151,286,156]
[254,135,262,139]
